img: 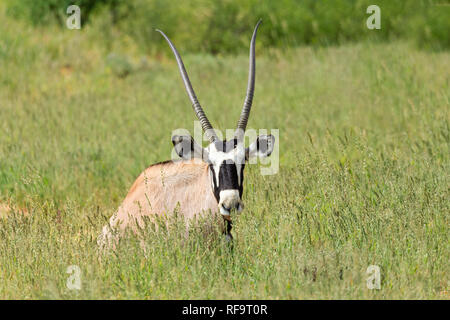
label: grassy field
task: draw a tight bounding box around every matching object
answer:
[0,8,449,299]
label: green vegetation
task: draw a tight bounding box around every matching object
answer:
[0,2,448,299]
[5,0,450,53]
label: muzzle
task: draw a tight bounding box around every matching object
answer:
[218,190,243,219]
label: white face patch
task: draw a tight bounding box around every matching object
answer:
[206,142,246,215]
[218,190,242,216]
[207,142,246,186]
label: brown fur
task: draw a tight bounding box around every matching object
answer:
[98,159,220,247]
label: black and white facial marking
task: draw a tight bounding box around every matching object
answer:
[160,20,269,221]
[172,134,275,218]
[207,139,246,216]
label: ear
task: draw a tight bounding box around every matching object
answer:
[245,134,275,160]
[172,135,208,160]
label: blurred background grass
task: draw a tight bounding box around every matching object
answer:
[4,0,450,53]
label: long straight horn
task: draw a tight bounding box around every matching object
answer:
[236,20,262,136]
[156,29,217,142]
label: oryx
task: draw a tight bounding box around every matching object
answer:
[98,21,275,247]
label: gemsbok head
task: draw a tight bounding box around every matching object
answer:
[98,20,275,248]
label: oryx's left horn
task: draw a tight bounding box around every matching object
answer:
[157,29,218,143]
[235,20,262,137]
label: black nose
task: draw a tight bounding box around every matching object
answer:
[222,203,240,212]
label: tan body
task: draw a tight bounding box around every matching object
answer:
[98,159,219,246]
[98,21,272,248]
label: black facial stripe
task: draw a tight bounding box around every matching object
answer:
[209,160,242,202]
[209,165,220,202]
[219,161,239,191]
[238,163,245,198]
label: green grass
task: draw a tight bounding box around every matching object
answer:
[6,0,450,52]
[0,7,449,299]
